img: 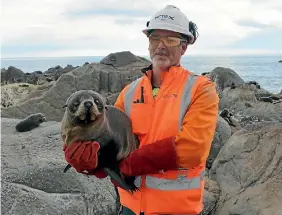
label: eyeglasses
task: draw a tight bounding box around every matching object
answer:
[148,35,187,47]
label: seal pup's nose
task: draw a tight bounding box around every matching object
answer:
[84,101,93,108]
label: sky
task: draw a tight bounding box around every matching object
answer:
[1,0,282,58]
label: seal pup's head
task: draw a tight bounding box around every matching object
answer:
[61,90,108,145]
[30,113,47,124]
[63,90,107,126]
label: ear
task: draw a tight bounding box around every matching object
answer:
[181,43,188,55]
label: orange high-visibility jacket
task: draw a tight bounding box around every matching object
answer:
[114,65,219,215]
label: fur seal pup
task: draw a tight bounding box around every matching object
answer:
[247,81,261,89]
[219,108,236,127]
[15,113,46,132]
[61,90,140,193]
[230,82,236,89]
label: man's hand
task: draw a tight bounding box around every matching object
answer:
[118,137,179,176]
[63,141,103,175]
[63,137,179,189]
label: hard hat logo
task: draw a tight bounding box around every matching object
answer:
[142,5,199,45]
[155,15,174,21]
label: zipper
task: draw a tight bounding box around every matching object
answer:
[140,77,155,213]
[139,74,172,213]
[139,70,178,213]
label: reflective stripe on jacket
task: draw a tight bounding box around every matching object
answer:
[114,65,219,215]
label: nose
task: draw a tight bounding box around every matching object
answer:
[84,101,93,108]
[156,40,166,49]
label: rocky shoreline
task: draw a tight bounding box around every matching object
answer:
[1,51,282,215]
[1,64,79,86]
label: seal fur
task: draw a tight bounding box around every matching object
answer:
[61,90,140,193]
[15,113,46,132]
[219,108,236,127]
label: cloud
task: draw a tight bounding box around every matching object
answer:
[1,0,282,57]
[236,20,273,29]
[68,8,151,18]
[226,29,282,50]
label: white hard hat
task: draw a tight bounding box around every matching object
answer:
[142,5,197,44]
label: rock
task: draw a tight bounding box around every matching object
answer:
[209,122,282,215]
[1,51,151,121]
[201,72,210,76]
[1,66,25,85]
[100,51,142,67]
[43,64,77,81]
[106,92,120,105]
[21,82,55,103]
[206,115,232,170]
[1,117,118,215]
[1,68,8,84]
[229,115,242,135]
[1,83,39,108]
[203,177,220,215]
[34,70,42,74]
[46,77,53,82]
[207,67,245,96]
[1,82,54,108]
[257,96,274,103]
[1,117,223,215]
[219,83,282,124]
[18,84,30,87]
[1,64,77,86]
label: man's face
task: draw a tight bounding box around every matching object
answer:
[148,29,188,70]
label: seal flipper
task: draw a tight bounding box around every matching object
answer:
[103,167,139,193]
[124,175,139,192]
[63,164,72,173]
[94,137,139,193]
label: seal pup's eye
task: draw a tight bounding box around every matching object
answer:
[73,101,80,107]
[94,99,104,112]
[70,101,80,113]
[94,99,100,105]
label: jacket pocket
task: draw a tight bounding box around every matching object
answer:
[130,103,149,136]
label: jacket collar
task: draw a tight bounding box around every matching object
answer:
[141,64,183,84]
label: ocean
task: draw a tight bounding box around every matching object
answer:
[1,55,282,94]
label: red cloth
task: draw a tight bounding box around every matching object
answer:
[63,142,121,187]
[63,137,179,186]
[118,136,179,176]
[63,141,100,173]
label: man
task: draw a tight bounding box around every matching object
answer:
[64,5,219,215]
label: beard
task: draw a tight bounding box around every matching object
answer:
[151,49,171,70]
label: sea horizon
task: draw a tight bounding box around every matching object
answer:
[1,53,282,94]
[1,52,281,60]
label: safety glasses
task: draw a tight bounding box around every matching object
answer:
[148,35,187,47]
